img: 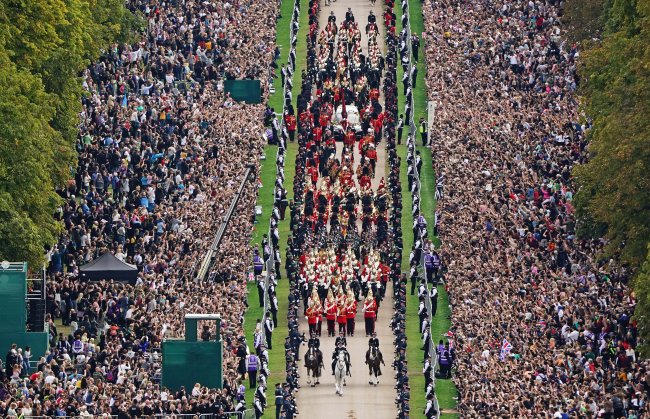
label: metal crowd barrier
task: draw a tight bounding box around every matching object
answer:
[196,165,255,280]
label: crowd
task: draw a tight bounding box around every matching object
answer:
[0,0,297,415]
[423,0,645,417]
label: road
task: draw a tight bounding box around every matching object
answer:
[294,0,397,417]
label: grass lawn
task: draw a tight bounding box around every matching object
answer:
[409,0,428,125]
[242,0,307,407]
[268,0,298,113]
[396,0,457,416]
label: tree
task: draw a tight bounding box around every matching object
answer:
[0,0,142,267]
[573,0,650,268]
[633,246,650,355]
[0,51,63,268]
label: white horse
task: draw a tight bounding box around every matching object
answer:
[334,351,347,396]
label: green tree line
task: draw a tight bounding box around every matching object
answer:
[0,0,141,268]
[567,0,650,347]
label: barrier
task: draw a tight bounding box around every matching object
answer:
[197,165,256,280]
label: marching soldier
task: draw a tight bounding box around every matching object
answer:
[362,290,377,336]
[346,290,357,336]
[324,290,337,337]
[306,301,319,337]
[337,300,347,335]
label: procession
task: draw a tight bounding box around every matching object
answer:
[0,0,648,417]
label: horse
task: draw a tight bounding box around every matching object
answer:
[365,346,384,386]
[304,346,323,387]
[334,351,347,396]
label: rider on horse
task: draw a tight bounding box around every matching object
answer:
[332,332,351,375]
[335,330,347,348]
[308,332,321,350]
[365,332,385,378]
[368,331,379,349]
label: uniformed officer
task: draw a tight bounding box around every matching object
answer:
[264,313,274,349]
[255,382,267,409]
[368,331,379,349]
[274,383,283,419]
[424,393,436,418]
[334,330,347,348]
[283,394,296,419]
[307,332,320,350]
[331,337,351,376]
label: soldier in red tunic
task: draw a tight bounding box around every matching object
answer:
[362,291,377,336]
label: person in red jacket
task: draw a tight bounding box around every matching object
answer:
[337,301,348,335]
[307,303,319,337]
[346,291,357,337]
[308,164,318,184]
[285,113,297,142]
[366,144,378,176]
[325,292,337,337]
[363,291,377,336]
[314,299,323,336]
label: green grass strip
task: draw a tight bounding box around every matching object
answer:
[409,0,427,124]
[268,0,297,112]
[243,0,308,406]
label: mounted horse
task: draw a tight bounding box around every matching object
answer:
[304,345,323,386]
[334,351,348,396]
[365,345,384,386]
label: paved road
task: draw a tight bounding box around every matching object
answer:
[294,0,397,417]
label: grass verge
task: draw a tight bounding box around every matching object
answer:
[242,0,307,406]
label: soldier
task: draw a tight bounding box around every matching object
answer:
[335,330,347,348]
[324,289,337,337]
[362,290,377,336]
[337,300,348,335]
[368,331,379,349]
[274,383,283,419]
[331,337,351,376]
[346,290,357,336]
[306,300,318,337]
[307,332,320,350]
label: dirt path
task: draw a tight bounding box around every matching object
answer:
[294,0,396,417]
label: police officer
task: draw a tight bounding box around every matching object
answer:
[264,313,274,349]
[424,393,436,418]
[256,382,267,409]
[253,395,264,419]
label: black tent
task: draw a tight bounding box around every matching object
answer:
[79,253,138,284]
